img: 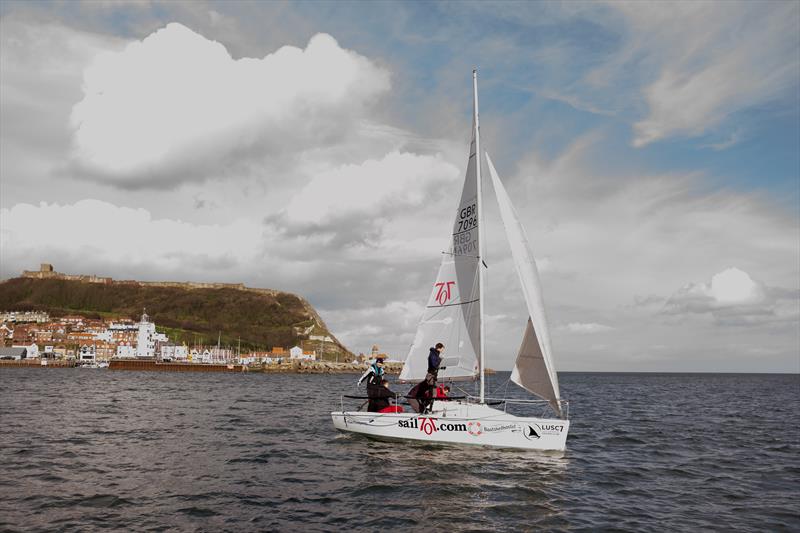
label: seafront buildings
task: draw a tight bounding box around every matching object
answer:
[0,309,319,365]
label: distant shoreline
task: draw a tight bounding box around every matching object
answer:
[0,358,505,375]
[1,360,793,375]
[0,358,399,374]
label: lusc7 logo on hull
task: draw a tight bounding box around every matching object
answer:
[523,423,565,440]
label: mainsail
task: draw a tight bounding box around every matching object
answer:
[485,153,562,416]
[399,124,482,382]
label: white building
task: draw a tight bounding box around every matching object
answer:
[1,311,49,323]
[109,322,138,331]
[116,343,136,358]
[136,310,168,358]
[12,343,39,358]
[189,349,213,364]
[78,345,96,364]
[161,345,188,361]
[95,330,113,342]
[290,346,316,361]
[175,345,188,361]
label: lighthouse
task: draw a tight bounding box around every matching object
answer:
[136,309,156,358]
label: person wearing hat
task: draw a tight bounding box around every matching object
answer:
[357,357,385,388]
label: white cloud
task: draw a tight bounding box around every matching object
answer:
[321,300,425,358]
[663,267,798,326]
[707,268,765,305]
[489,132,798,370]
[0,199,262,276]
[0,17,125,195]
[700,129,745,151]
[284,151,459,226]
[69,23,390,186]
[558,322,614,334]
[609,2,800,146]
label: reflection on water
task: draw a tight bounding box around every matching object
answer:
[0,370,798,532]
[334,433,571,530]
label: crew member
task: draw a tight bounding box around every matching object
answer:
[357,357,385,388]
[368,379,400,412]
[427,343,444,378]
[407,373,436,414]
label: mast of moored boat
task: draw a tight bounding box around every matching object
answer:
[473,68,486,404]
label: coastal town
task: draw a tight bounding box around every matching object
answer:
[0,309,398,372]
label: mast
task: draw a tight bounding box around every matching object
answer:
[473,68,486,404]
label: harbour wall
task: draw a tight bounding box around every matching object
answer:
[0,359,76,368]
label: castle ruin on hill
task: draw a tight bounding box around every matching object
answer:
[22,263,278,295]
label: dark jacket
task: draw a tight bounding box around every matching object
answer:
[427,347,441,374]
[408,376,434,400]
[368,386,396,412]
[408,376,435,413]
[366,373,383,400]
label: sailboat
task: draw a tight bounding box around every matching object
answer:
[331,70,569,452]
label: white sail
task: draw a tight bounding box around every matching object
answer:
[485,153,562,416]
[400,125,481,382]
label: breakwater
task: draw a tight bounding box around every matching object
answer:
[109,359,244,372]
[0,359,76,368]
[106,359,402,374]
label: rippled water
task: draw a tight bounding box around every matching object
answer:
[1,369,798,531]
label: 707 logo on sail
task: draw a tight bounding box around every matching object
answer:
[433,281,455,305]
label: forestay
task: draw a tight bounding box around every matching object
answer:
[485,153,562,417]
[399,125,482,383]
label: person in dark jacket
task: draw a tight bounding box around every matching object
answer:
[358,357,385,387]
[427,343,445,378]
[368,379,397,412]
[364,359,386,407]
[407,373,436,413]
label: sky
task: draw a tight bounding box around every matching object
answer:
[0,0,798,373]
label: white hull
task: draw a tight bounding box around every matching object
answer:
[331,400,569,452]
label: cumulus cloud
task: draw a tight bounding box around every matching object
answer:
[0,17,125,195]
[69,23,390,186]
[284,151,458,226]
[269,150,461,255]
[663,267,799,326]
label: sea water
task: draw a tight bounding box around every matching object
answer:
[0,370,797,531]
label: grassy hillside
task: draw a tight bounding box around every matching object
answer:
[0,277,350,356]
